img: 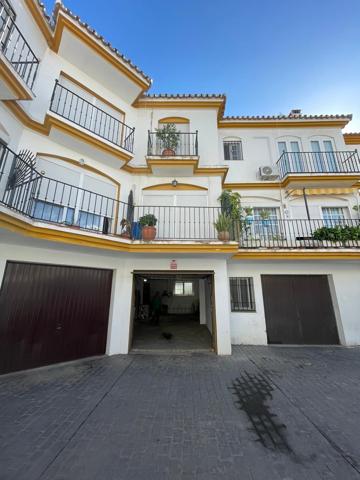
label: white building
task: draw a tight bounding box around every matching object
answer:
[0,0,359,373]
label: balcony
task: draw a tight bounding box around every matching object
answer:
[146,131,199,176]
[0,144,359,251]
[237,219,360,249]
[147,131,198,157]
[277,150,360,188]
[49,80,135,153]
[0,0,39,97]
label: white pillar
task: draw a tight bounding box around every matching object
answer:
[214,261,232,355]
[106,265,133,355]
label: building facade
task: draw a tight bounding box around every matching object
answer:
[0,0,359,373]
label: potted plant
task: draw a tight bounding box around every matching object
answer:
[155,123,180,156]
[259,209,271,225]
[214,214,232,241]
[120,218,131,239]
[218,190,246,241]
[139,213,157,241]
[244,207,254,223]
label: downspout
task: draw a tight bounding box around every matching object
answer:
[303,187,311,220]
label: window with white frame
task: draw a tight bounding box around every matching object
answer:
[252,207,281,237]
[174,281,194,296]
[223,140,243,161]
[322,207,347,227]
[229,277,256,312]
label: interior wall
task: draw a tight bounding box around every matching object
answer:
[148,278,199,314]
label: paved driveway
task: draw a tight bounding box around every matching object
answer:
[1,347,360,480]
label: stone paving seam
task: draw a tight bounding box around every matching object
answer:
[243,349,360,477]
[36,357,135,480]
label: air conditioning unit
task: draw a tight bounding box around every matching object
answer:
[259,166,279,180]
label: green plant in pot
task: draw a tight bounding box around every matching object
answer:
[139,213,157,241]
[218,189,246,240]
[214,213,232,241]
[155,123,180,156]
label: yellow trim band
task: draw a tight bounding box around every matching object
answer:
[143,183,207,191]
[158,117,190,124]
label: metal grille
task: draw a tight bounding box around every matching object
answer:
[0,0,39,90]
[223,141,243,161]
[229,277,256,312]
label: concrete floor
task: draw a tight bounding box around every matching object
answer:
[1,347,360,479]
[131,314,213,351]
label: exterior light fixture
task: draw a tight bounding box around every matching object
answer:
[171,179,178,187]
[79,158,85,166]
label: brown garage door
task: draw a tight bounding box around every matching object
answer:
[0,262,113,374]
[261,275,339,345]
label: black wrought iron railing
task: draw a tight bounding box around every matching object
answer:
[147,131,198,156]
[235,218,360,249]
[277,150,360,179]
[49,80,135,153]
[0,144,359,247]
[0,0,39,90]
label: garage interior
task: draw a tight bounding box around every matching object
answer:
[261,274,340,345]
[130,272,215,352]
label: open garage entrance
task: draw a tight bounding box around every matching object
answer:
[262,274,340,345]
[130,271,216,352]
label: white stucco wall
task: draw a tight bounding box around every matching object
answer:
[228,260,360,346]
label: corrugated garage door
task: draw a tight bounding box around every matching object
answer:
[0,262,113,374]
[261,275,339,345]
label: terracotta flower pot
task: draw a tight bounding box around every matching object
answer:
[218,231,230,242]
[142,226,157,241]
[162,148,175,156]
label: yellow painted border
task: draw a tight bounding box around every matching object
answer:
[53,13,150,91]
[0,211,238,254]
[3,101,132,162]
[0,58,33,100]
[344,133,360,145]
[232,250,360,260]
[143,183,207,191]
[282,174,360,188]
[24,0,53,46]
[223,182,280,190]
[158,117,190,124]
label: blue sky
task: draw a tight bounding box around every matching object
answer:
[43,0,360,131]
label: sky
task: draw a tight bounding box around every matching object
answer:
[43,0,360,131]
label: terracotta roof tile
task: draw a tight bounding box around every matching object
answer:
[38,1,152,85]
[222,114,352,121]
[141,93,226,100]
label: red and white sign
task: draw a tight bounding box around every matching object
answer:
[170,259,177,270]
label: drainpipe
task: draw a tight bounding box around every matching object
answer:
[303,187,311,220]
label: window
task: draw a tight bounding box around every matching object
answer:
[229,277,256,312]
[252,207,281,237]
[33,200,74,224]
[277,140,303,172]
[224,140,243,161]
[322,207,347,227]
[174,281,194,296]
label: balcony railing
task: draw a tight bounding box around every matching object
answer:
[0,0,39,90]
[0,144,359,248]
[49,80,135,153]
[236,218,359,249]
[277,150,360,179]
[147,131,198,156]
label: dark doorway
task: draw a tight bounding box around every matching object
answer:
[261,274,339,345]
[0,261,113,374]
[130,271,215,352]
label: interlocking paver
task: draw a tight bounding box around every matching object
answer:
[0,347,360,479]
